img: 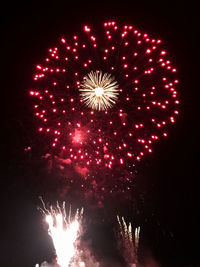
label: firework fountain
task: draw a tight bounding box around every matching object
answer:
[117,216,140,266]
[37,198,84,267]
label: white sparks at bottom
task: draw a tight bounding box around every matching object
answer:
[46,214,79,267]
[38,199,83,267]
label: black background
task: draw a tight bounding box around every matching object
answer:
[1,1,199,266]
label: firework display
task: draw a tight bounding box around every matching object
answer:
[30,21,179,173]
[30,20,181,267]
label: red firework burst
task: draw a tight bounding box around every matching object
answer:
[30,20,180,176]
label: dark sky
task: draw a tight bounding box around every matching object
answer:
[1,1,199,267]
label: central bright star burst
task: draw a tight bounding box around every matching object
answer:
[79,70,119,111]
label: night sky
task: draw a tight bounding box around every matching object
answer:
[1,1,199,267]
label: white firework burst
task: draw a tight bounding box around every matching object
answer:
[79,70,119,111]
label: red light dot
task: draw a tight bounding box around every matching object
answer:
[36,65,42,70]
[84,25,91,32]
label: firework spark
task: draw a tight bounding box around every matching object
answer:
[117,216,140,265]
[38,198,83,267]
[79,70,119,111]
